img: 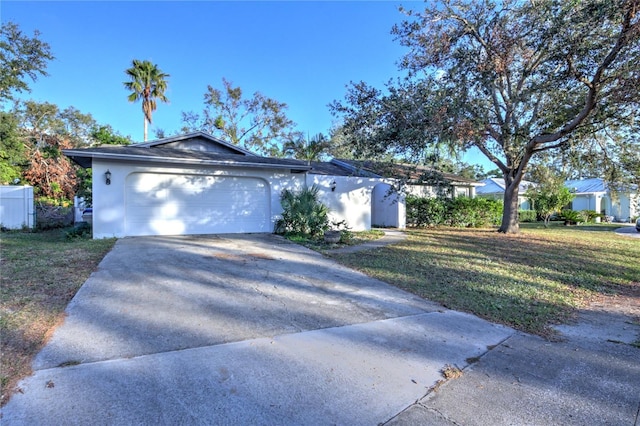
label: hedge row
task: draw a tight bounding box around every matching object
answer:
[406,196,503,228]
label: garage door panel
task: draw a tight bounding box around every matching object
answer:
[125,173,270,236]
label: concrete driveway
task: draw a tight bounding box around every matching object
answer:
[2,234,513,425]
[615,224,640,238]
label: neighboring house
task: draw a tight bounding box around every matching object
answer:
[475,178,536,210]
[63,132,404,238]
[565,178,638,222]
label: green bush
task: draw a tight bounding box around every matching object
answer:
[406,196,447,227]
[330,219,353,243]
[446,197,502,228]
[407,196,502,228]
[560,209,582,225]
[274,185,329,237]
[518,210,537,222]
[65,222,92,239]
[579,210,601,223]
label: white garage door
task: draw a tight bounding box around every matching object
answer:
[125,173,270,236]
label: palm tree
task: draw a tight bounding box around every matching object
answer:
[123,60,169,141]
[283,133,331,164]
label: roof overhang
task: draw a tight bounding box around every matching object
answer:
[63,148,311,173]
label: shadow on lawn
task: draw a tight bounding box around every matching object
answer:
[333,227,640,337]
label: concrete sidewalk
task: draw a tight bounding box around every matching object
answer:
[2,232,639,425]
[389,331,640,425]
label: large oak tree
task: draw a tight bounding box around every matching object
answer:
[331,0,640,233]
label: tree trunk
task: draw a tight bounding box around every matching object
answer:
[499,179,521,234]
[143,117,148,142]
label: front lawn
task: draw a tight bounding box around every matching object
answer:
[0,229,115,405]
[331,224,639,337]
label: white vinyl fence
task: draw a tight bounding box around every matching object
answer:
[0,185,35,229]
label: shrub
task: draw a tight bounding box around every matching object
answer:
[330,219,353,243]
[65,222,91,239]
[447,197,502,228]
[579,210,601,223]
[274,185,329,237]
[560,209,582,225]
[407,196,502,228]
[406,196,447,227]
[518,210,537,222]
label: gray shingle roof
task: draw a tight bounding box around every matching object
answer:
[63,145,311,172]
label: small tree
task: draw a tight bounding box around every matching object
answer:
[527,183,574,227]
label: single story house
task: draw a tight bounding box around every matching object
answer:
[475,178,536,210]
[329,159,483,197]
[565,178,638,222]
[63,132,483,238]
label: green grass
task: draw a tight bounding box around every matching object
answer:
[0,229,115,405]
[332,224,640,337]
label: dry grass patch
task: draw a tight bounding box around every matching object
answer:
[334,224,639,338]
[0,229,115,405]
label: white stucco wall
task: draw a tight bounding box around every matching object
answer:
[610,193,638,222]
[305,175,404,231]
[90,160,407,238]
[91,160,305,238]
[570,192,638,222]
[571,193,607,213]
[371,183,406,228]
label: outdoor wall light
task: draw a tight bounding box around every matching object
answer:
[330,180,337,192]
[105,169,112,185]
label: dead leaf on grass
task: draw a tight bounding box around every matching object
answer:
[441,364,463,379]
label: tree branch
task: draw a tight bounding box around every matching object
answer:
[530,5,638,149]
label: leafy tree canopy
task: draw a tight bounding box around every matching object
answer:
[181,78,302,157]
[0,21,54,103]
[526,166,575,227]
[0,111,28,184]
[13,100,97,147]
[91,124,132,146]
[331,0,640,233]
[5,100,132,204]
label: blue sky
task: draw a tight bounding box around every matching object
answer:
[2,0,492,169]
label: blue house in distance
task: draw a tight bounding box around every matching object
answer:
[476,178,537,210]
[565,178,638,222]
